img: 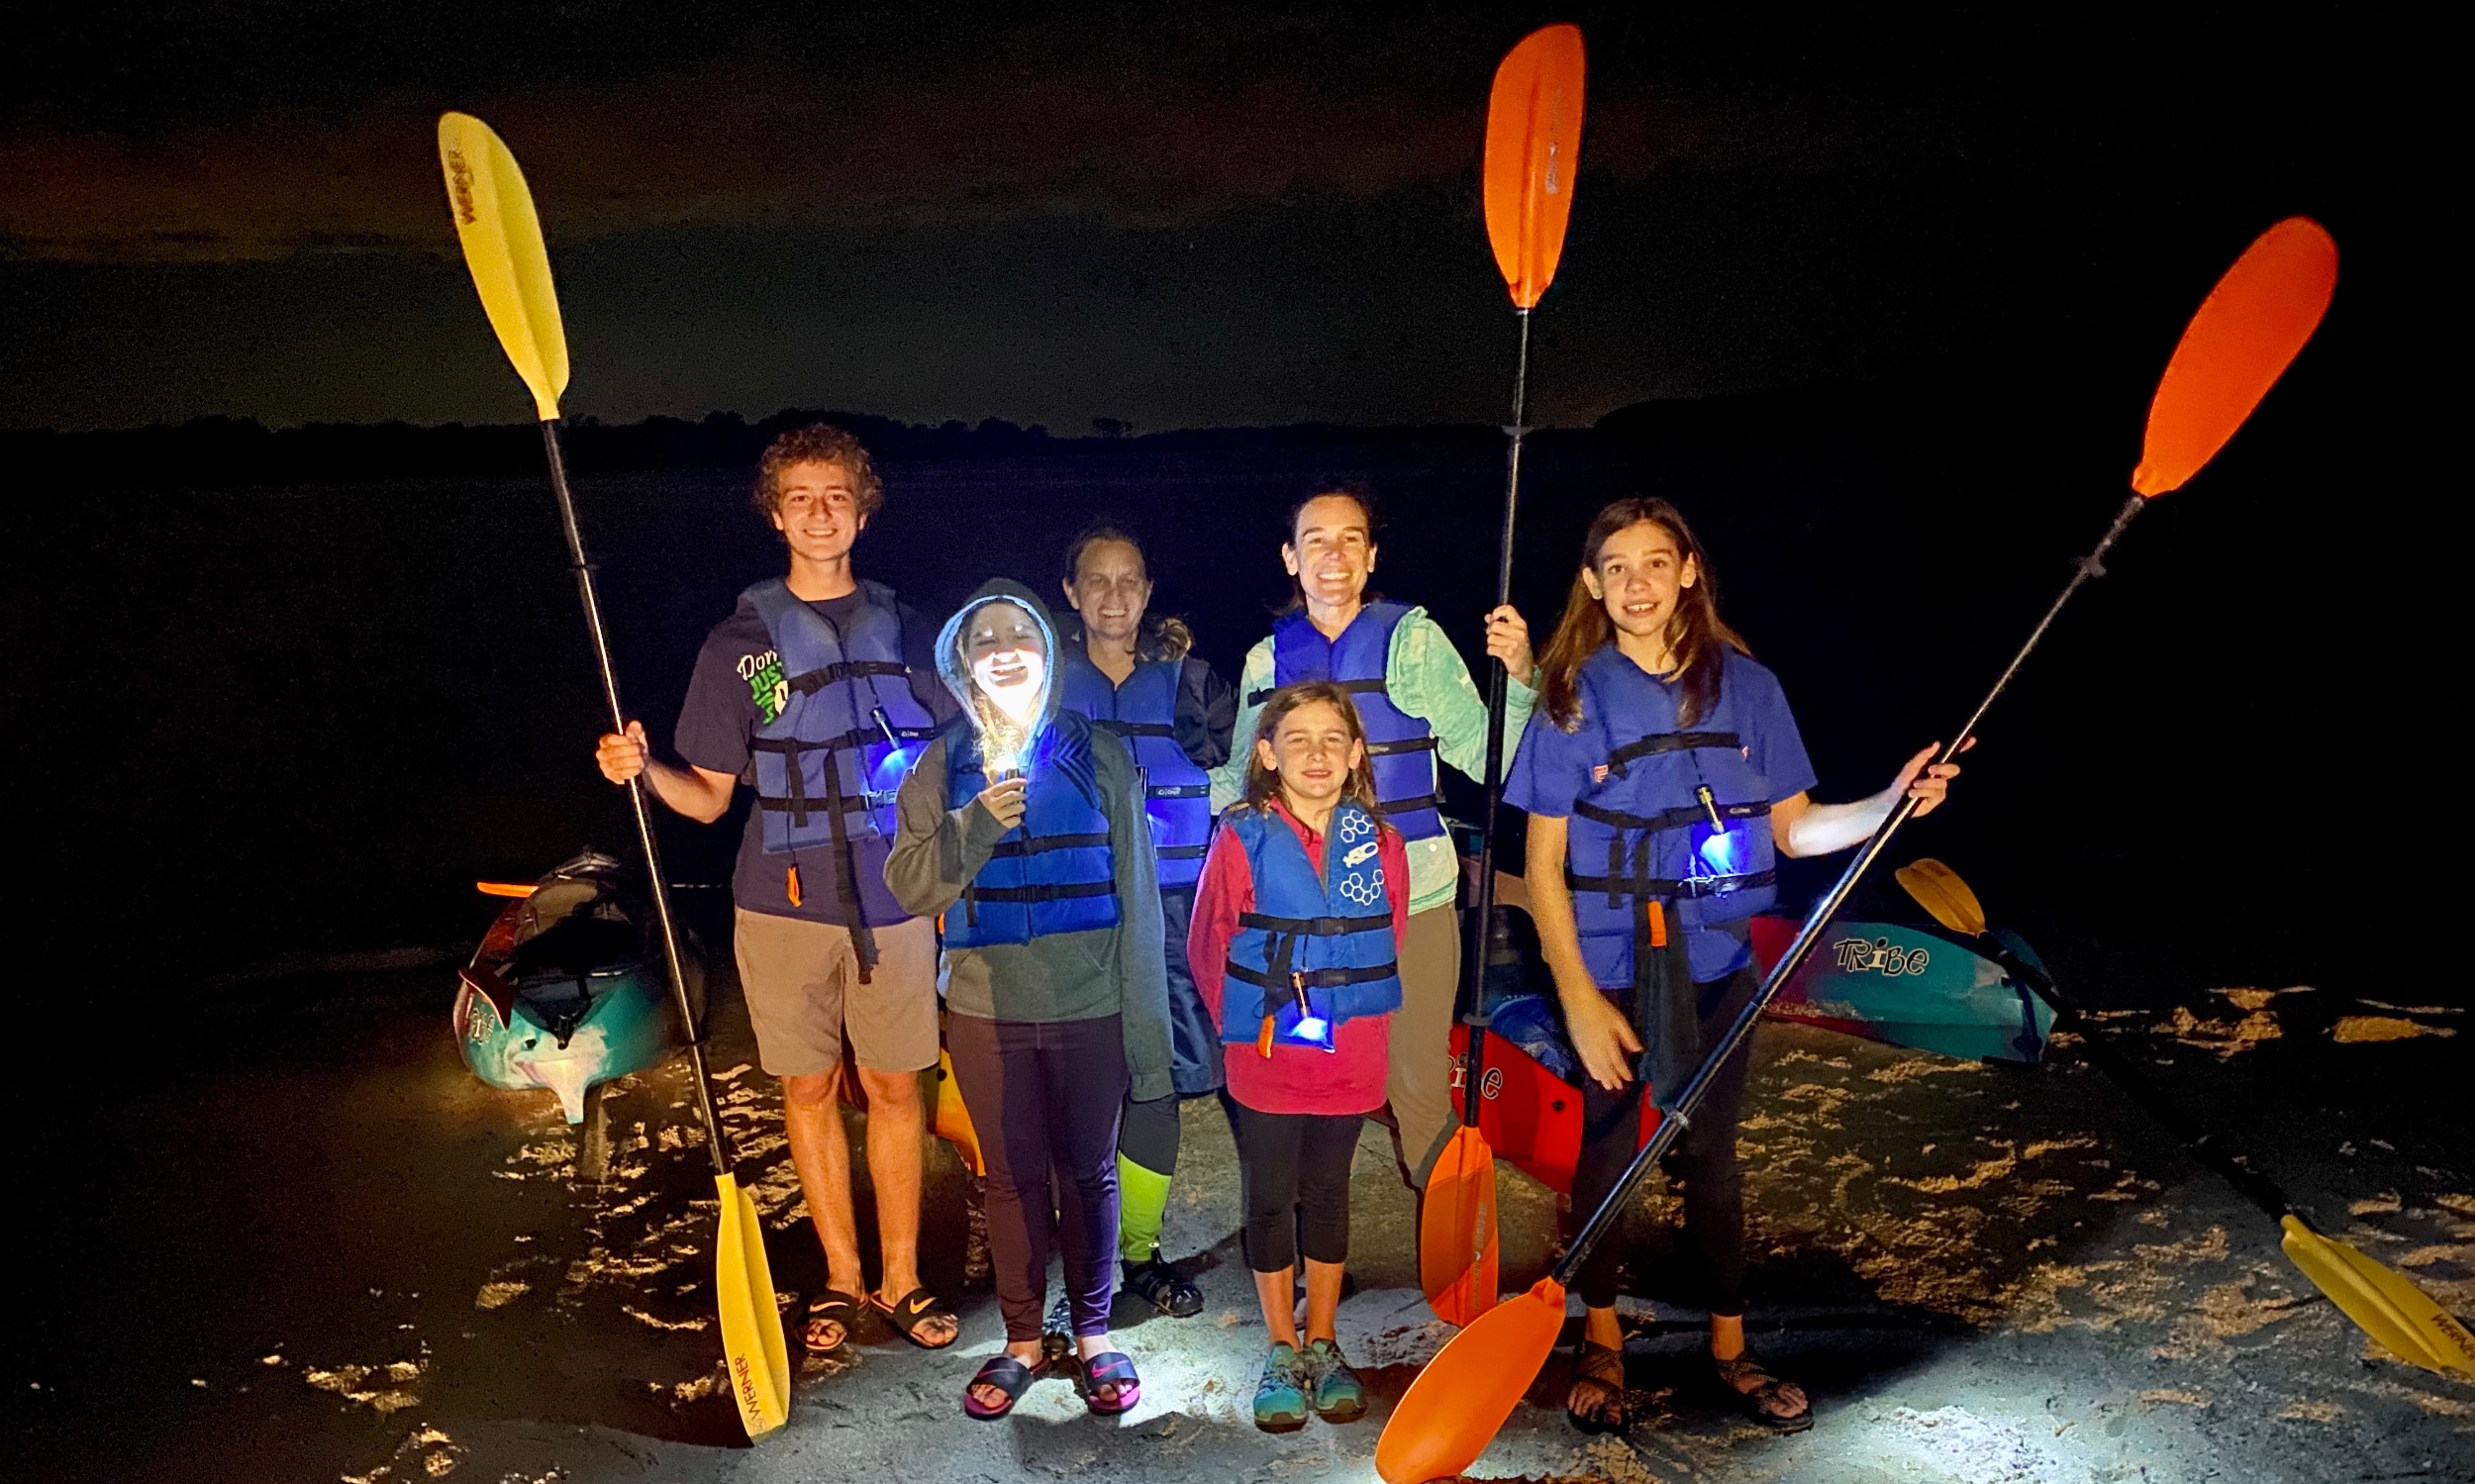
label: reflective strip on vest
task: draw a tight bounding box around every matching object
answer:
[744,578,940,851]
[1266,602,1443,841]
[1056,654,1212,889]
[1220,803,1402,1048]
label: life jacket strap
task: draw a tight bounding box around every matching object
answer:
[1363,736,1438,757]
[786,660,911,695]
[1093,719,1177,740]
[1379,792,1441,818]
[1238,910,1390,937]
[986,832,1110,858]
[1157,844,1210,861]
[1147,783,1211,799]
[1224,960,1400,990]
[1564,866,1777,906]
[964,880,1118,905]
[1247,676,1390,707]
[1604,730,1742,778]
[750,725,940,757]
[1573,798,1769,833]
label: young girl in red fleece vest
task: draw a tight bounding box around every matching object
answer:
[1190,680,1409,1432]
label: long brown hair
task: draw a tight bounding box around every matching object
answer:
[1537,497,1751,732]
[1240,681,1388,825]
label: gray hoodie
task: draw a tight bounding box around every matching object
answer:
[884,579,1172,1101]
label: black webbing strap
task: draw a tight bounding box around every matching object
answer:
[1225,959,1400,990]
[963,880,1117,904]
[1147,783,1210,799]
[1238,910,1389,937]
[985,832,1110,858]
[1093,719,1177,740]
[1364,736,1438,757]
[1247,676,1391,707]
[1156,844,1210,861]
[757,794,869,816]
[1563,865,1777,908]
[1380,792,1441,817]
[1573,797,1769,834]
[1604,730,1741,778]
[818,729,877,978]
[749,724,938,758]
[786,660,909,695]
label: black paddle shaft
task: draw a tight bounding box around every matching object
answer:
[1459,307,1535,1126]
[1984,944,2297,1227]
[1551,492,2150,1286]
[541,422,736,1179]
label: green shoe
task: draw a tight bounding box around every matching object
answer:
[1253,1342,1310,1433]
[1304,1338,1367,1423]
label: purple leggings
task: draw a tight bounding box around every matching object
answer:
[944,1012,1129,1340]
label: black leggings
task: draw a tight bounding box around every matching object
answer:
[944,1012,1129,1341]
[1231,1102,1361,1273]
[1569,965,1758,1317]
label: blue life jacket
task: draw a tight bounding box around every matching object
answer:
[1561,645,1777,987]
[1219,802,1403,1050]
[1261,601,1442,841]
[942,717,1122,947]
[744,578,940,851]
[1056,653,1212,890]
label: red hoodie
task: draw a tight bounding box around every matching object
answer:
[1189,797,1410,1116]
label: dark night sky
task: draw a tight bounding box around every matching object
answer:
[0,2,2403,434]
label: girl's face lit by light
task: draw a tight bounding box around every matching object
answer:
[965,602,1047,729]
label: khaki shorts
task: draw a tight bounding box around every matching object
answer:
[732,910,940,1078]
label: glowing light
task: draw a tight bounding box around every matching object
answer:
[1294,1016,1330,1041]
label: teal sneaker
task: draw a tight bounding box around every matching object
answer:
[1253,1342,1310,1432]
[1304,1337,1367,1423]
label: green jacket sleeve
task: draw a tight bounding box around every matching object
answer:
[1387,606,1537,784]
[1097,730,1174,1101]
[1208,638,1276,813]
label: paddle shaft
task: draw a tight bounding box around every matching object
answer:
[1984,943,2296,1226]
[1459,307,1535,1120]
[1551,492,2150,1286]
[541,421,735,1177]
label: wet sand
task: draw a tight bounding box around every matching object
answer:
[5,929,2470,1484]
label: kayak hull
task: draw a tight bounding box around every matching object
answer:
[454,961,678,1123]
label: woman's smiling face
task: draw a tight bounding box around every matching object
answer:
[965,601,1047,726]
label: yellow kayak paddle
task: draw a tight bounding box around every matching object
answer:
[435,111,792,1439]
[1898,858,2474,1380]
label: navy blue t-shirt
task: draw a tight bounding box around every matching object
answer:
[675,585,953,926]
[1506,643,1819,981]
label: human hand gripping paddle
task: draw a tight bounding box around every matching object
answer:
[1897,859,2475,1379]
[1421,20,1587,1332]
[1376,217,2342,1482]
[435,113,792,1440]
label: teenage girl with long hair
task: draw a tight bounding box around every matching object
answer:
[1189,681,1410,1433]
[1506,498,1962,1435]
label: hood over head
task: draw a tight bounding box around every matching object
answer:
[936,578,1067,771]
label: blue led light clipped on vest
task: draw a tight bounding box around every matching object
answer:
[1688,784,1756,891]
[1288,973,1335,1049]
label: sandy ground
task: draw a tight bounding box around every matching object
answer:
[6,949,2471,1484]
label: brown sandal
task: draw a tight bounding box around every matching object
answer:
[1565,1341,1630,1434]
[1714,1349,1813,1434]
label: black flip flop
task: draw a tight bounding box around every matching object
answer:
[962,1354,1041,1420]
[803,1290,862,1353]
[872,1286,960,1349]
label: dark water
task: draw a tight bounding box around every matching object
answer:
[0,372,2435,1013]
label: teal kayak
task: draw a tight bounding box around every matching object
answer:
[1750,915,2054,1063]
[450,851,700,1123]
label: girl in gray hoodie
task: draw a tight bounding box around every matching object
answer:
[885,579,1170,1419]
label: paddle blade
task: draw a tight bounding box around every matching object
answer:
[1894,857,1988,938]
[2131,218,2336,498]
[1377,1276,1566,1483]
[712,1172,792,1438]
[1483,24,1587,309]
[932,1048,986,1177]
[2281,1216,2475,1380]
[438,112,571,422]
[1419,1126,1501,1325]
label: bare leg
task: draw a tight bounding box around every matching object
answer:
[1301,1258,1345,1345]
[1252,1265,1300,1350]
[782,1068,862,1347]
[853,1066,955,1346]
[1584,1303,1624,1350]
